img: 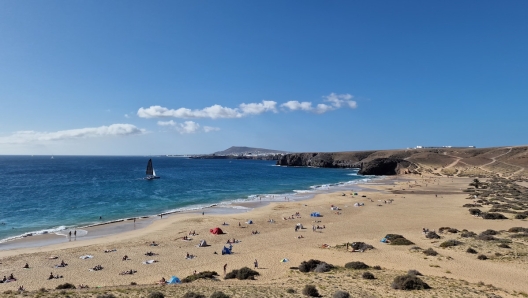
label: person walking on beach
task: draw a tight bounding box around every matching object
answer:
[254,259,258,269]
[223,263,227,275]
[74,230,77,237]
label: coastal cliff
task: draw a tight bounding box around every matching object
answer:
[275,152,416,175]
[276,146,528,178]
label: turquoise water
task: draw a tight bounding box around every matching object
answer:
[0,156,365,242]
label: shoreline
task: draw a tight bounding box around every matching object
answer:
[0,174,381,252]
[1,174,527,295]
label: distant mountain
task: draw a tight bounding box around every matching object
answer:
[213,146,289,156]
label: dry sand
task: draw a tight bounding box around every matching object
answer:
[0,175,527,297]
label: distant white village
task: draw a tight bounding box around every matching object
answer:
[413,146,476,149]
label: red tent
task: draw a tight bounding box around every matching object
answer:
[210,227,224,235]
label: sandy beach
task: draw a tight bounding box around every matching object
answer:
[1,175,526,297]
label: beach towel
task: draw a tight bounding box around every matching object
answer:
[167,276,181,284]
[80,255,93,259]
[310,212,321,217]
[142,260,157,264]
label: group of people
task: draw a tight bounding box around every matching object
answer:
[188,230,197,236]
[226,238,239,244]
[91,265,103,271]
[119,269,136,275]
[122,255,130,261]
[0,274,15,283]
[48,272,63,280]
[251,230,260,235]
[185,252,196,259]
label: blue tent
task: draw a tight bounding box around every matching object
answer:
[222,246,232,255]
[310,212,321,217]
[167,276,181,284]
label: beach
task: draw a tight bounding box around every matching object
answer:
[1,175,526,297]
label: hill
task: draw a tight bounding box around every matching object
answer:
[277,145,528,178]
[213,146,288,156]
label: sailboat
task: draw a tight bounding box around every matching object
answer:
[145,159,160,180]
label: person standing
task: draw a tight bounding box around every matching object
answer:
[254,259,258,269]
[223,263,227,275]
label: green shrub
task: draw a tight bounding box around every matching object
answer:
[372,265,382,270]
[344,261,369,270]
[477,254,488,260]
[439,240,461,248]
[481,229,498,235]
[514,214,527,219]
[182,292,205,298]
[147,291,165,298]
[468,208,481,216]
[56,283,76,289]
[332,290,350,298]
[182,271,218,283]
[508,227,528,233]
[466,247,478,254]
[286,288,296,294]
[302,285,319,297]
[97,294,117,298]
[391,274,431,290]
[461,231,477,238]
[362,271,375,279]
[224,267,259,280]
[407,270,422,276]
[391,237,414,245]
[482,212,507,220]
[423,248,438,256]
[298,259,333,273]
[210,291,230,298]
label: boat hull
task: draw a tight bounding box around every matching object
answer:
[145,176,160,180]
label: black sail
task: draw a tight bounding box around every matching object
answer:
[146,159,154,176]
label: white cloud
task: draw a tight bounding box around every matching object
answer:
[314,103,335,114]
[203,126,221,132]
[157,120,219,134]
[124,114,130,118]
[281,101,313,111]
[139,93,356,120]
[239,100,277,115]
[323,93,356,109]
[281,93,357,114]
[0,124,145,144]
[138,100,277,119]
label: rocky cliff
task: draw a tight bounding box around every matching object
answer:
[276,146,528,178]
[275,152,416,175]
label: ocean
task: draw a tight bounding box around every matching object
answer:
[0,156,368,243]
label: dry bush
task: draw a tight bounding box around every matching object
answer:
[423,248,438,256]
[344,261,369,270]
[362,271,375,279]
[391,274,431,290]
[302,284,320,297]
[466,247,478,254]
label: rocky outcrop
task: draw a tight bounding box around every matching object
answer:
[276,153,361,168]
[276,152,417,175]
[358,158,417,175]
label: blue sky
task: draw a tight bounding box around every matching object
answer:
[1,1,527,155]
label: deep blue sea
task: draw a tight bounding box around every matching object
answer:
[0,156,366,242]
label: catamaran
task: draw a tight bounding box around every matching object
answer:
[145,159,160,180]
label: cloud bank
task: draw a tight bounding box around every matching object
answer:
[138,100,278,119]
[0,124,145,144]
[157,120,220,134]
[138,93,356,121]
[281,93,357,114]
